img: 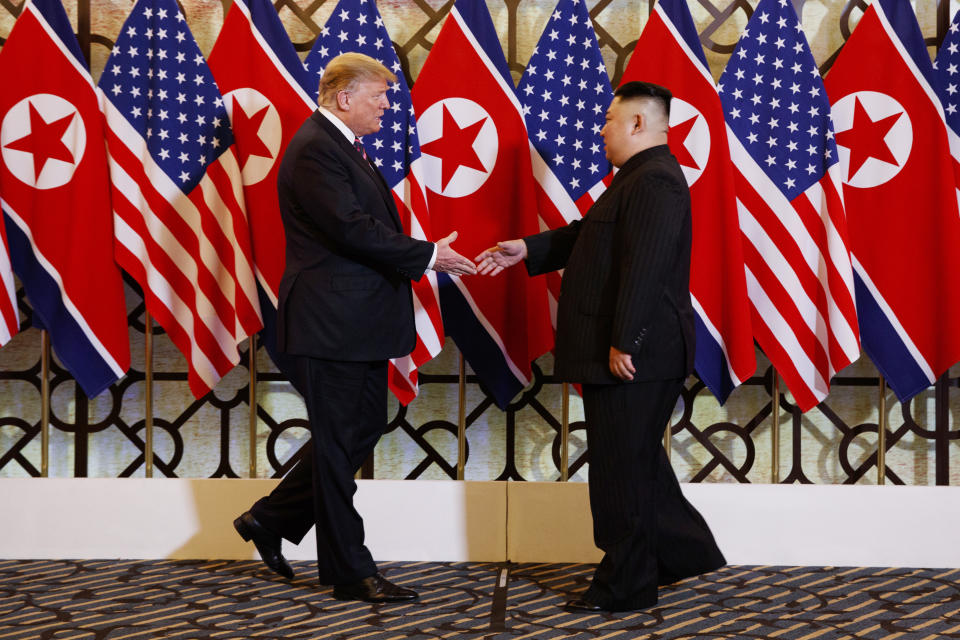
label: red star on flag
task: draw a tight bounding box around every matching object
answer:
[4,101,75,181]
[230,96,273,170]
[420,103,487,191]
[668,115,700,170]
[835,97,902,181]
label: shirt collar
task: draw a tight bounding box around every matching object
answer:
[317,105,356,142]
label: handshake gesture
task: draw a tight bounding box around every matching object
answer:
[474,239,527,276]
[433,234,527,277]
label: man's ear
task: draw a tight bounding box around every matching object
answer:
[337,90,350,111]
[633,112,644,133]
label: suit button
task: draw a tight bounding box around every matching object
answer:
[633,337,641,346]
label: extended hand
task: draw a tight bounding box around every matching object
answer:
[434,231,477,276]
[474,239,527,276]
[609,346,635,381]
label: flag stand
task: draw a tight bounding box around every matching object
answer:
[560,382,569,481]
[877,376,887,485]
[249,334,258,479]
[457,353,466,480]
[771,370,780,484]
[144,312,153,478]
[40,330,50,477]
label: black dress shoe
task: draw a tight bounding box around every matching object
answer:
[332,573,418,603]
[564,598,606,613]
[233,512,294,580]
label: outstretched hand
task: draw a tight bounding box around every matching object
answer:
[474,239,527,276]
[434,231,477,276]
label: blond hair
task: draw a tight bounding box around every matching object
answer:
[318,52,397,108]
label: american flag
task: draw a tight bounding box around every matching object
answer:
[517,0,611,331]
[305,0,444,405]
[718,0,859,411]
[98,0,263,398]
[935,11,960,198]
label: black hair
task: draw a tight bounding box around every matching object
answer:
[613,81,672,118]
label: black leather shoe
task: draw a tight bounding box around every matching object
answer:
[564,598,606,613]
[332,573,418,603]
[233,512,294,580]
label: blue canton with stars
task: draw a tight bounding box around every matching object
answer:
[516,0,611,202]
[98,0,234,194]
[934,12,960,136]
[717,0,836,201]
[304,0,420,189]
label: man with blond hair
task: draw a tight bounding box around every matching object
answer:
[234,52,475,603]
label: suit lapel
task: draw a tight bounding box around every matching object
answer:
[312,112,404,232]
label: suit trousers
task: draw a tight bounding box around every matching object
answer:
[581,378,725,610]
[250,356,388,585]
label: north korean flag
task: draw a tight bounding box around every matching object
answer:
[825,0,960,402]
[0,220,16,347]
[208,0,315,372]
[411,0,553,408]
[0,0,129,395]
[624,0,755,403]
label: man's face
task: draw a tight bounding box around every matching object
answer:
[343,77,390,136]
[600,96,637,167]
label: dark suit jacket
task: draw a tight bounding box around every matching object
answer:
[524,144,695,385]
[276,111,434,361]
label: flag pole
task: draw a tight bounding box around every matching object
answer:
[457,353,466,480]
[40,330,50,477]
[560,382,569,481]
[664,420,672,462]
[877,376,887,485]
[249,334,257,479]
[771,369,780,484]
[144,311,153,478]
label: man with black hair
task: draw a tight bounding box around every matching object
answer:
[476,81,725,612]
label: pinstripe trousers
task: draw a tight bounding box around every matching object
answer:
[581,378,726,610]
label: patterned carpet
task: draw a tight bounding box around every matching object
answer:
[1,560,959,639]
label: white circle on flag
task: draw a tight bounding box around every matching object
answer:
[0,93,86,190]
[832,90,912,189]
[668,97,710,187]
[418,98,498,198]
[223,88,282,186]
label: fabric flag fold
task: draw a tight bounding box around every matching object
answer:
[824,0,960,402]
[718,0,859,411]
[412,0,553,408]
[208,0,314,374]
[98,0,262,398]
[517,0,612,338]
[626,0,755,404]
[0,0,130,394]
[0,221,15,347]
[307,0,444,405]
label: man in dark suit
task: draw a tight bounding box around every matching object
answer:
[476,81,725,612]
[233,52,476,603]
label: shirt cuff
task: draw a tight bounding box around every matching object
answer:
[426,243,438,270]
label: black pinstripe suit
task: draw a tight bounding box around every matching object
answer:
[524,145,725,610]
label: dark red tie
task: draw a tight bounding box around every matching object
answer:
[353,136,367,160]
